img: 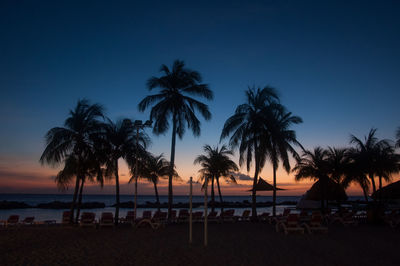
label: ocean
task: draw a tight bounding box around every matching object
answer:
[0,194,365,222]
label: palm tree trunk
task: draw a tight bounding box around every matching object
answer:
[369,173,376,194]
[378,176,382,202]
[216,177,223,213]
[75,178,85,224]
[115,160,120,226]
[211,175,215,213]
[252,143,259,220]
[272,162,277,217]
[320,177,326,213]
[154,181,160,211]
[70,175,81,224]
[168,116,177,221]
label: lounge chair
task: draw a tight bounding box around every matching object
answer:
[303,211,328,234]
[331,210,358,226]
[207,211,219,223]
[276,214,305,235]
[152,211,168,224]
[100,212,114,228]
[170,210,177,222]
[177,209,189,223]
[220,209,235,223]
[271,208,291,224]
[135,211,162,230]
[236,210,251,222]
[80,212,96,228]
[6,215,20,227]
[120,211,136,224]
[192,211,203,222]
[62,211,71,225]
[258,212,271,222]
[21,216,35,225]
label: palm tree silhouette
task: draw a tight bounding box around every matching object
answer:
[349,128,391,195]
[103,118,148,225]
[129,153,177,211]
[40,99,104,223]
[221,86,279,219]
[396,127,400,148]
[293,147,330,211]
[266,104,302,216]
[194,145,238,212]
[56,153,105,223]
[138,59,213,219]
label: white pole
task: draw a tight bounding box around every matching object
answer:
[204,175,208,247]
[189,176,193,244]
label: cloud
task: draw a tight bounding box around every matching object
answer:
[230,172,253,181]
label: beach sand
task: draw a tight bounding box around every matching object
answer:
[1,222,399,266]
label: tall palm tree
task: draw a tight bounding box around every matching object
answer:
[396,127,400,148]
[293,147,330,211]
[138,59,213,219]
[266,104,303,217]
[103,118,148,225]
[220,86,279,219]
[349,128,391,195]
[194,145,238,212]
[40,99,104,223]
[129,153,176,211]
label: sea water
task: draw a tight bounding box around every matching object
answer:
[0,194,364,222]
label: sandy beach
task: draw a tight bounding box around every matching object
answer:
[1,222,399,266]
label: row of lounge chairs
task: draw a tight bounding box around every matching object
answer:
[275,211,329,235]
[0,215,36,227]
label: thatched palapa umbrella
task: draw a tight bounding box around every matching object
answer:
[372,180,400,200]
[248,177,285,192]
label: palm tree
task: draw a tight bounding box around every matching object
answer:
[375,145,399,198]
[56,153,105,222]
[293,147,330,211]
[220,86,279,219]
[138,59,213,219]
[194,145,238,212]
[349,128,391,195]
[129,153,176,211]
[396,127,400,148]
[266,104,303,217]
[103,118,148,225]
[325,147,350,185]
[40,99,104,223]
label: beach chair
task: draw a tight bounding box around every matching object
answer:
[80,212,96,228]
[236,210,250,222]
[152,211,167,224]
[6,215,20,227]
[100,212,114,228]
[276,214,305,235]
[21,216,35,225]
[177,209,189,223]
[271,208,291,224]
[193,211,203,222]
[207,211,219,223]
[62,211,71,225]
[120,211,136,225]
[258,212,271,223]
[303,211,328,234]
[331,210,358,227]
[299,210,310,224]
[135,211,162,230]
[170,210,177,222]
[220,209,235,223]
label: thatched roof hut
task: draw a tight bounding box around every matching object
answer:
[372,180,400,200]
[304,179,347,201]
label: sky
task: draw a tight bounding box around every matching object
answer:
[0,0,399,196]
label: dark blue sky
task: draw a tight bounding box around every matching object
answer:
[1,0,399,193]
